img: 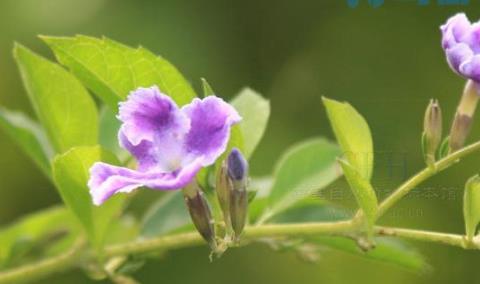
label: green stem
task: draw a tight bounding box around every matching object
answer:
[0,239,84,284]
[376,140,480,217]
[0,221,478,284]
[3,142,480,284]
[375,226,476,249]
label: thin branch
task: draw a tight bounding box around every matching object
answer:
[3,142,480,284]
[376,140,480,217]
[375,226,477,249]
[0,220,479,284]
[0,239,84,284]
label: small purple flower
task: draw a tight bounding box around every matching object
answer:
[88,86,241,205]
[441,13,480,82]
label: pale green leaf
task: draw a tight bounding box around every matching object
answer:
[464,175,480,239]
[323,97,373,180]
[52,146,125,249]
[270,199,350,223]
[270,200,427,272]
[201,78,215,97]
[13,43,98,153]
[231,88,270,159]
[312,236,428,272]
[41,35,196,108]
[99,106,129,162]
[0,206,77,267]
[0,107,53,178]
[260,138,341,222]
[338,159,378,232]
[141,192,191,238]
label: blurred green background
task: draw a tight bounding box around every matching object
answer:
[1,0,480,283]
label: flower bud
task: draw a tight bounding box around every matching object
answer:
[450,80,479,152]
[215,161,232,229]
[423,99,442,166]
[227,148,249,238]
[464,175,480,241]
[183,181,216,249]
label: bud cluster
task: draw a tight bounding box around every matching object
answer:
[216,148,249,240]
[183,148,249,250]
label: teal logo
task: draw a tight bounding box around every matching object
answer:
[348,0,469,8]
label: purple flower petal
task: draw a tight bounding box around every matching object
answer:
[446,43,474,74]
[118,86,190,146]
[460,55,480,83]
[441,13,471,49]
[441,13,480,82]
[88,160,203,206]
[118,87,190,172]
[88,88,242,205]
[182,96,241,166]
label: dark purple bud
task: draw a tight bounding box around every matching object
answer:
[450,80,479,152]
[183,182,216,249]
[226,148,248,239]
[227,148,248,182]
[229,186,248,239]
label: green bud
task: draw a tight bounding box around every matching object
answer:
[227,148,249,239]
[183,181,216,249]
[422,99,442,166]
[215,161,232,229]
[464,175,480,241]
[450,80,479,152]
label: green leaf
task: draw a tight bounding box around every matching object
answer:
[266,201,427,272]
[231,88,270,159]
[0,206,77,267]
[270,199,351,223]
[13,43,98,153]
[52,146,125,249]
[201,78,215,97]
[141,192,191,238]
[322,97,373,180]
[438,136,450,160]
[338,159,378,232]
[260,138,341,223]
[0,107,53,178]
[312,236,428,272]
[99,106,129,162]
[213,124,245,176]
[41,35,197,108]
[464,175,480,240]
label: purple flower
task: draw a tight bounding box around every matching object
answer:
[441,13,480,82]
[88,86,241,205]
